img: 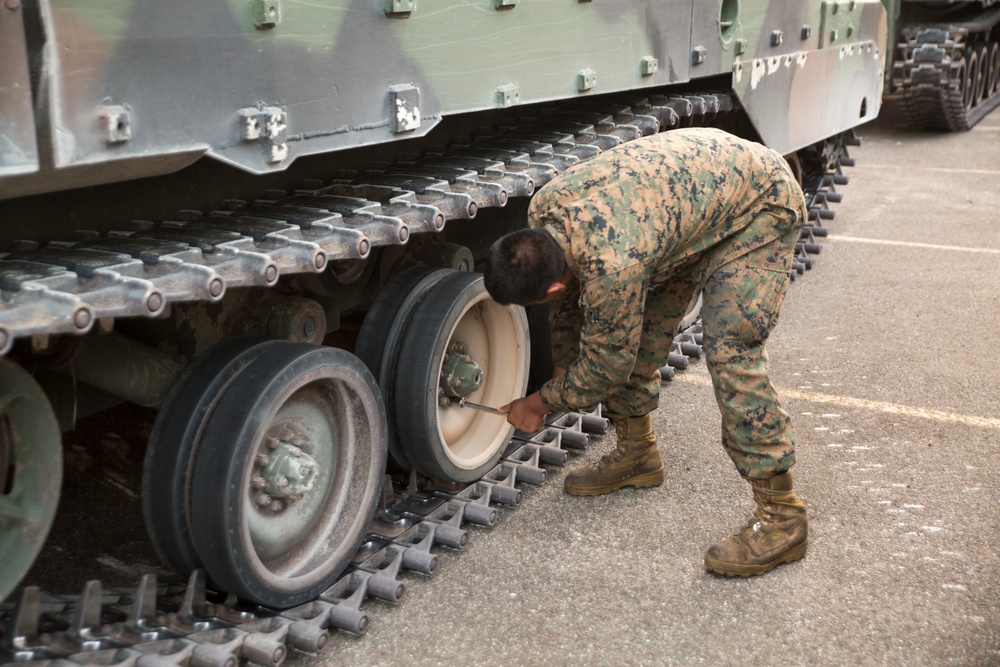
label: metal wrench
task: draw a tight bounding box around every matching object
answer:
[449,397,505,415]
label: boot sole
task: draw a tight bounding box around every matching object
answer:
[564,468,665,497]
[704,539,808,577]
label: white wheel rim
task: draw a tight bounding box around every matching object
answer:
[436,295,528,469]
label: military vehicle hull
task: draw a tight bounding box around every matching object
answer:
[0,0,887,613]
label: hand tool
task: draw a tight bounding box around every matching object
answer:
[449,397,505,415]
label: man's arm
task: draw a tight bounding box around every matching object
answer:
[499,265,648,432]
[540,264,649,413]
[497,283,577,433]
[547,278,583,370]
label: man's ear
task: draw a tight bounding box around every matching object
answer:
[544,267,574,298]
[544,281,566,298]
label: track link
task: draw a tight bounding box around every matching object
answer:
[892,5,1000,131]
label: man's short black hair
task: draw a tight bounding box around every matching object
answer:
[484,228,566,305]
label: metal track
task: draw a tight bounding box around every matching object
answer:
[891,5,1000,131]
[0,93,856,663]
[3,97,713,355]
[0,410,607,666]
[0,90,840,359]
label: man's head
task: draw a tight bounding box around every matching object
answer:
[483,228,568,306]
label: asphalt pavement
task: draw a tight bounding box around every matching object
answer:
[289,106,1000,666]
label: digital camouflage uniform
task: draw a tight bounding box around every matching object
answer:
[530,127,806,479]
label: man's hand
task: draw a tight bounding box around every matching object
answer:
[498,391,549,433]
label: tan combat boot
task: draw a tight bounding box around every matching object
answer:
[704,470,808,577]
[563,413,664,496]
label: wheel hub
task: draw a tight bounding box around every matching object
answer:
[438,341,483,404]
[252,435,318,509]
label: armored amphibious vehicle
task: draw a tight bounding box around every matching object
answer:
[0,0,887,624]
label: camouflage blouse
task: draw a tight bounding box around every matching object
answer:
[530,127,805,412]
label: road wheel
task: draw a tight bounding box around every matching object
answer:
[355,265,451,469]
[394,271,530,482]
[0,359,62,602]
[963,48,980,110]
[142,336,271,576]
[987,40,1000,96]
[189,341,387,608]
[974,45,989,105]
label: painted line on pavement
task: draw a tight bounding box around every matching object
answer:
[673,374,1000,430]
[862,163,1000,175]
[825,235,1000,255]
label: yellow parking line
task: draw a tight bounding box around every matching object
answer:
[672,374,1000,429]
[826,235,1000,255]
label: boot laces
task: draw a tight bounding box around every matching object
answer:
[742,502,777,537]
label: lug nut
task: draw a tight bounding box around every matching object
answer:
[255,454,270,467]
[265,435,280,449]
[251,476,267,489]
[256,492,273,506]
[279,478,289,487]
[271,500,285,512]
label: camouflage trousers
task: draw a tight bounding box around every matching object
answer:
[605,206,800,479]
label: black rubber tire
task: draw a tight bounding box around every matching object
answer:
[142,336,271,576]
[989,41,1000,95]
[975,45,989,106]
[355,265,450,469]
[393,271,530,482]
[189,341,388,608]
[964,49,979,110]
[354,265,444,373]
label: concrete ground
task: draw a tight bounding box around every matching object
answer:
[289,107,1000,666]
